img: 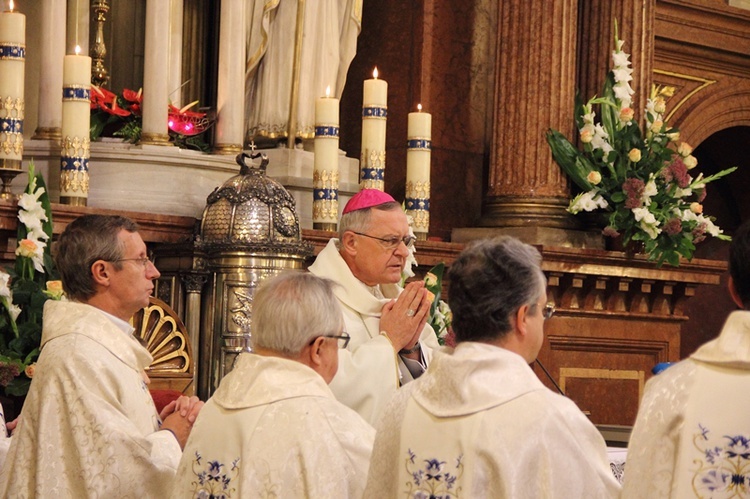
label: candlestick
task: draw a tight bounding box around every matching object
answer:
[406,104,431,239]
[313,86,340,231]
[60,47,91,206]
[360,67,387,191]
[0,3,25,171]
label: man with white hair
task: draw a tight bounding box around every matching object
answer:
[171,272,374,498]
[364,236,620,498]
[309,189,440,425]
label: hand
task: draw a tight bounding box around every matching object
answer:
[161,410,195,450]
[6,417,18,436]
[380,280,431,352]
[159,395,204,424]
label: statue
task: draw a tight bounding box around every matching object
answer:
[245,0,363,146]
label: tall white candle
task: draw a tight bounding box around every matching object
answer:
[60,47,91,205]
[406,104,432,238]
[0,3,25,169]
[360,67,387,191]
[313,85,340,230]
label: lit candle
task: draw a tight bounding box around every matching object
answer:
[60,45,91,205]
[0,0,25,169]
[406,104,432,239]
[313,85,340,231]
[360,67,387,191]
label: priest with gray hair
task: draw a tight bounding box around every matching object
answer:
[171,271,374,498]
[364,236,620,498]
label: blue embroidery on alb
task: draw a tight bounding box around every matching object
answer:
[691,424,750,496]
[190,451,241,498]
[404,449,464,498]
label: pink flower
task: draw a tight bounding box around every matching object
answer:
[666,158,690,188]
[692,223,707,243]
[602,226,621,238]
[24,363,35,378]
[622,178,645,209]
[663,218,683,236]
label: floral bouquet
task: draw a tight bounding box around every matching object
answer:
[546,26,736,266]
[90,86,214,152]
[401,219,453,346]
[0,163,63,397]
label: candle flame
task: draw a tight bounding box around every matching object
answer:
[417,103,422,112]
[8,0,13,12]
[325,85,331,98]
[373,67,379,79]
[74,45,81,55]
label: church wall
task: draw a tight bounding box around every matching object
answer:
[339,0,490,241]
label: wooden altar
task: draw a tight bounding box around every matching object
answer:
[0,202,726,428]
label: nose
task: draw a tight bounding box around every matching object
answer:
[146,260,161,279]
[394,240,411,257]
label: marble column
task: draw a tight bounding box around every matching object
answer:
[182,272,207,394]
[33,0,65,140]
[213,0,244,155]
[168,0,184,107]
[578,0,655,123]
[141,0,172,145]
[457,0,583,246]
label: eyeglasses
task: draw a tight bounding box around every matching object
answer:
[108,256,154,269]
[543,303,555,320]
[350,231,417,250]
[309,331,351,349]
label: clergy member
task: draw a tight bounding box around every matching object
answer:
[622,219,750,498]
[0,215,203,497]
[364,236,620,498]
[308,189,440,425]
[170,272,374,498]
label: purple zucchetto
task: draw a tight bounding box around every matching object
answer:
[342,189,396,214]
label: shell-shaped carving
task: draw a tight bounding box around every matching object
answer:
[131,297,192,374]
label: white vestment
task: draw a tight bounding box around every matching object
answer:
[622,310,750,498]
[245,0,362,139]
[364,342,621,498]
[0,300,181,498]
[171,353,374,498]
[309,238,440,425]
[0,404,8,471]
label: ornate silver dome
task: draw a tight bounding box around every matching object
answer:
[198,152,313,257]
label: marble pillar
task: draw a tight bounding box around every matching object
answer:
[168,0,184,107]
[214,0,244,155]
[33,0,65,140]
[457,0,586,246]
[578,0,655,123]
[141,0,172,145]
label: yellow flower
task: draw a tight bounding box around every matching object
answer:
[650,120,664,133]
[690,202,703,214]
[667,131,681,142]
[424,272,438,287]
[24,363,36,378]
[628,148,642,163]
[44,280,65,300]
[683,155,698,170]
[654,96,666,114]
[15,238,38,258]
[619,107,634,123]
[587,171,602,185]
[678,142,693,157]
[580,129,594,144]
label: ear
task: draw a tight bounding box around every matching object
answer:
[90,260,111,287]
[339,231,358,257]
[308,336,326,368]
[515,304,530,337]
[728,276,745,309]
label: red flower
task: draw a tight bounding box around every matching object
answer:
[90,86,130,117]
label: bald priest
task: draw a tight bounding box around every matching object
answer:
[309,189,440,425]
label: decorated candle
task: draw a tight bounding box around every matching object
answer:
[60,46,91,205]
[0,1,25,169]
[313,85,340,230]
[405,104,432,238]
[360,67,387,190]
